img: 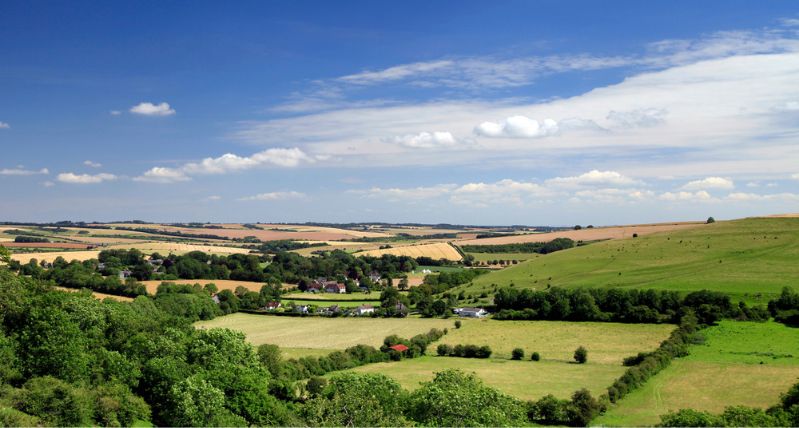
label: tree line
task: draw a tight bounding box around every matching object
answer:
[461,237,576,254]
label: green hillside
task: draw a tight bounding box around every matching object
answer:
[460,217,799,303]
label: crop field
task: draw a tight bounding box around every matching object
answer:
[195,313,451,350]
[346,319,672,401]
[105,242,251,255]
[11,250,100,264]
[356,242,463,261]
[141,279,272,295]
[456,222,706,245]
[98,223,388,241]
[462,217,799,303]
[596,321,799,426]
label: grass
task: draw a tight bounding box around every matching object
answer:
[282,292,379,301]
[461,218,799,303]
[195,313,451,350]
[596,320,799,426]
[345,319,673,401]
[282,299,375,308]
[348,356,624,401]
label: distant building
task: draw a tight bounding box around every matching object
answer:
[263,301,281,311]
[388,344,409,352]
[456,307,488,318]
[325,282,346,294]
[355,304,375,316]
[118,270,132,280]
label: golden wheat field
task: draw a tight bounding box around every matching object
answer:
[356,242,462,261]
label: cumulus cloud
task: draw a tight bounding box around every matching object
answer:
[134,167,191,183]
[57,172,117,184]
[0,167,49,176]
[238,191,306,201]
[135,147,313,183]
[606,108,667,128]
[354,185,456,202]
[681,176,735,190]
[390,131,457,148]
[83,160,102,168]
[546,170,641,187]
[0,122,9,129]
[474,116,559,139]
[659,190,713,201]
[130,102,176,116]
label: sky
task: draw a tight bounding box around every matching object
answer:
[1,0,799,225]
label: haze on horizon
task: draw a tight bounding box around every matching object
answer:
[2,1,799,225]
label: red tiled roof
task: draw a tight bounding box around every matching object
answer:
[389,344,409,352]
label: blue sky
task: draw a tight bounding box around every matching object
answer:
[2,1,799,225]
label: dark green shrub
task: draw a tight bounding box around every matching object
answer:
[574,346,587,364]
[531,352,540,361]
[511,348,524,360]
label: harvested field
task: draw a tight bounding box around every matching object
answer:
[105,242,251,255]
[195,313,451,349]
[12,250,99,263]
[141,279,271,295]
[54,286,135,302]
[98,223,387,241]
[356,242,462,261]
[457,222,706,245]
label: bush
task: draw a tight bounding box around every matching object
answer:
[531,352,540,361]
[574,346,587,364]
[454,320,462,329]
[436,344,453,357]
[511,348,524,360]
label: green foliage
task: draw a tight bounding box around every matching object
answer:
[462,237,576,254]
[511,348,524,360]
[302,372,409,427]
[14,376,93,427]
[407,369,526,426]
[531,351,541,361]
[574,346,588,364]
[454,320,462,329]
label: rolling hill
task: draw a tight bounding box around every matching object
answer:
[459,217,799,304]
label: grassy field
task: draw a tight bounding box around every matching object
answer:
[348,356,624,401]
[596,321,799,426]
[345,319,672,401]
[462,218,799,303]
[282,299,376,308]
[195,313,451,350]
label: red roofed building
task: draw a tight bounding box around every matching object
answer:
[388,344,409,352]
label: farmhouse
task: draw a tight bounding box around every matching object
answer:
[325,282,346,294]
[305,283,322,293]
[263,301,281,311]
[355,304,375,316]
[456,307,488,318]
[118,270,132,280]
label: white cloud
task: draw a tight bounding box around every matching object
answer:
[110,110,121,116]
[134,167,191,183]
[390,131,457,148]
[659,190,713,201]
[42,181,54,187]
[546,170,641,187]
[792,173,799,180]
[83,160,102,168]
[0,122,9,129]
[239,191,306,201]
[129,102,176,116]
[475,116,559,138]
[354,184,456,202]
[57,172,117,184]
[0,167,49,176]
[606,108,667,128]
[338,60,454,85]
[681,177,735,190]
[135,147,313,183]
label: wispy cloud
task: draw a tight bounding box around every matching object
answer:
[0,167,49,176]
[238,191,306,201]
[0,122,9,129]
[130,102,176,116]
[83,160,102,168]
[546,170,642,188]
[57,172,117,184]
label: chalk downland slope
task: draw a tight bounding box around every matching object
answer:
[462,217,799,303]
